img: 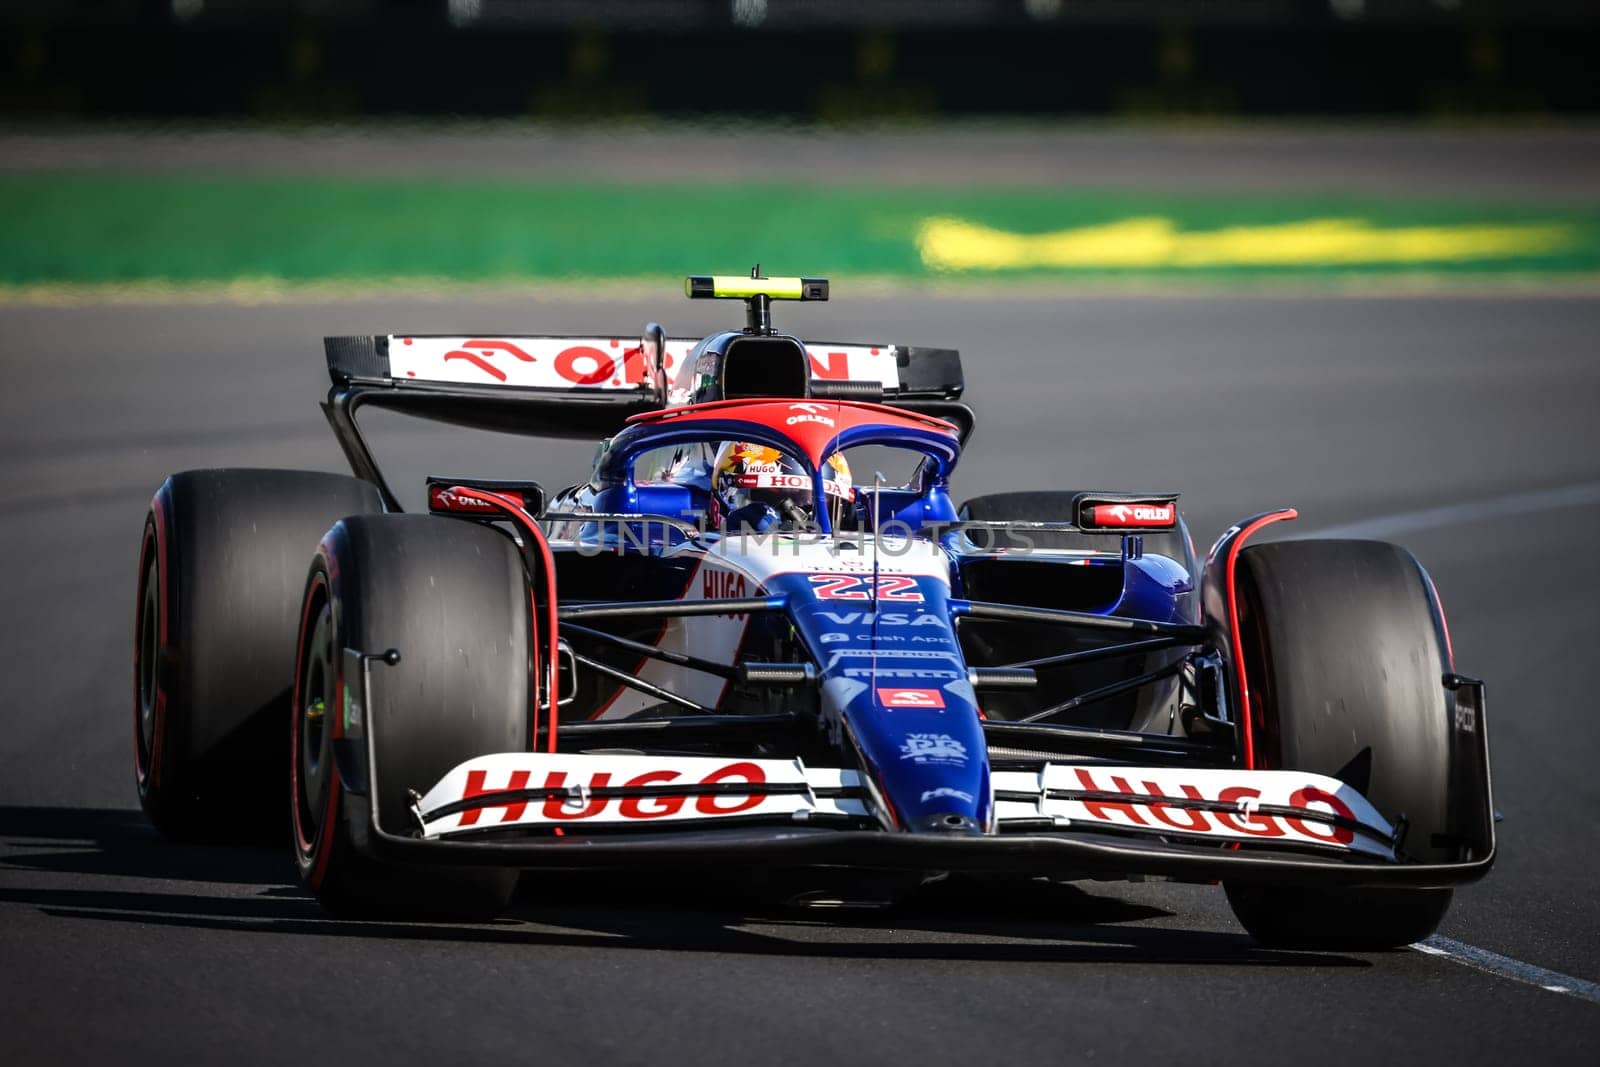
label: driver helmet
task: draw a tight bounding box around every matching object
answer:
[711,443,853,530]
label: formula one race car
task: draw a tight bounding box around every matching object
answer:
[132,274,1494,948]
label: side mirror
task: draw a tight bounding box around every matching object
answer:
[426,477,546,519]
[642,322,668,401]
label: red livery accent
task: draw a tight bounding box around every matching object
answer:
[696,761,769,814]
[428,485,499,513]
[554,343,648,387]
[877,687,946,708]
[629,399,959,468]
[541,771,613,820]
[442,339,538,382]
[1206,786,1284,837]
[617,770,686,819]
[456,762,770,822]
[433,338,653,388]
[1089,502,1176,528]
[1218,509,1299,768]
[1070,766,1355,843]
[810,574,869,600]
[1286,786,1357,845]
[808,351,851,379]
[1074,768,1149,825]
[553,345,614,385]
[465,339,536,361]
[703,570,748,602]
[809,574,924,602]
[458,768,533,826]
[875,575,922,601]
[1140,781,1211,832]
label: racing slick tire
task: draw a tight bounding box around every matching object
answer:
[1223,538,1456,950]
[134,469,384,842]
[292,513,526,921]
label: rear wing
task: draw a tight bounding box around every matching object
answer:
[326,334,962,424]
[322,333,968,510]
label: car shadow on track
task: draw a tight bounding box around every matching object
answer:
[0,805,292,885]
[0,806,1369,969]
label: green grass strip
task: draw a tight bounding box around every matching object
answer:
[2,172,1597,285]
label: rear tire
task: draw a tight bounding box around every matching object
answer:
[1223,538,1456,950]
[134,469,383,842]
[292,513,527,921]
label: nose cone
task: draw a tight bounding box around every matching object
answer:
[774,563,992,834]
[822,676,991,833]
[911,812,985,835]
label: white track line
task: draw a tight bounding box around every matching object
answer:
[1414,936,1600,1006]
[1289,480,1600,541]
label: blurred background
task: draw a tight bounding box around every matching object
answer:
[1,0,1598,294]
[3,0,1599,121]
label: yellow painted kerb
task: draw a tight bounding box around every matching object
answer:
[916,216,1577,272]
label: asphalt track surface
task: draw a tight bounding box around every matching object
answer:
[2,290,1599,1063]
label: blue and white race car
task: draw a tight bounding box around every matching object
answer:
[132,275,1494,948]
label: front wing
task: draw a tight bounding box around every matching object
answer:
[350,680,1493,891]
[416,753,1396,861]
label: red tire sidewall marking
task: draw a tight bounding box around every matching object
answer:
[133,521,155,789]
[135,497,172,792]
[291,565,341,888]
[1419,565,1455,672]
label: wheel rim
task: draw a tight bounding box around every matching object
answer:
[294,590,335,851]
[135,553,159,780]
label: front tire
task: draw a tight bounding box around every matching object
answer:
[1223,538,1457,949]
[292,514,528,921]
[1224,882,1451,952]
